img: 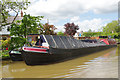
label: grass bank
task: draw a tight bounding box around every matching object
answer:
[0,50,10,60]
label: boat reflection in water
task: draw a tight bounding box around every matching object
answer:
[2,47,118,78]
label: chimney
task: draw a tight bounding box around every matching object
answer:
[21,10,23,17]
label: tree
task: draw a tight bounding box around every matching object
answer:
[57,31,65,36]
[41,23,57,35]
[0,0,30,27]
[9,37,26,50]
[10,14,43,38]
[103,20,119,34]
[83,32,103,37]
[9,14,43,50]
[64,23,79,37]
[88,29,92,32]
[102,20,120,38]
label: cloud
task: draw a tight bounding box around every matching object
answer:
[90,0,118,14]
[76,18,106,32]
[55,25,65,32]
[56,18,110,32]
[24,0,118,32]
[26,0,118,16]
[70,17,110,32]
[70,16,80,22]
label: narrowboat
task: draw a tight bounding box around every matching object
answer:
[117,42,120,44]
[21,35,116,65]
[9,49,23,61]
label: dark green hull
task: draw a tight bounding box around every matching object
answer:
[21,45,116,65]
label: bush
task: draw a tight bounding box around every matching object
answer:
[1,50,10,58]
[57,31,65,36]
[83,32,103,37]
[9,37,26,50]
[2,38,10,50]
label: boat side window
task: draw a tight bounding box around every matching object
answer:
[28,37,32,42]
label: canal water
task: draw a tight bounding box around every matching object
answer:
[1,47,119,78]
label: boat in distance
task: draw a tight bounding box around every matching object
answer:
[9,50,23,61]
[21,35,116,65]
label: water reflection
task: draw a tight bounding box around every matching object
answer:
[2,47,118,78]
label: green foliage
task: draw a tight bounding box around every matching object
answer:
[88,29,92,32]
[2,39,10,50]
[9,37,26,50]
[9,14,43,50]
[102,32,118,38]
[83,32,103,37]
[102,20,120,38]
[0,0,30,27]
[103,21,118,33]
[0,39,1,56]
[57,31,65,36]
[83,31,118,38]
[1,50,10,58]
[10,14,44,38]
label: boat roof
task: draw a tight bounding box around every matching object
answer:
[43,35,106,49]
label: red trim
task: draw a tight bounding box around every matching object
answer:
[100,39,109,45]
[24,47,47,52]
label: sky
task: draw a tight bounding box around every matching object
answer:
[11,0,119,32]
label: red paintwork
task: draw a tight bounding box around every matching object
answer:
[100,39,116,45]
[24,47,47,52]
[100,39,109,45]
